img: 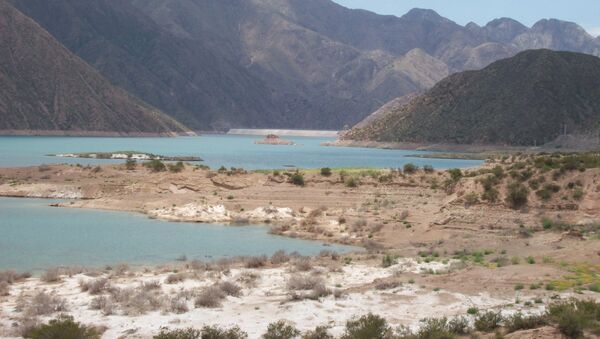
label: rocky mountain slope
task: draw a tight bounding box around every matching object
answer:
[10,0,600,130]
[0,0,189,136]
[343,50,600,146]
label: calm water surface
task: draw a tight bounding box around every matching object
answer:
[0,135,482,169]
[0,198,358,272]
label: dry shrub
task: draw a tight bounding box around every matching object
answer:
[165,273,186,284]
[375,281,401,290]
[287,274,324,291]
[399,210,409,221]
[41,268,62,283]
[309,283,331,300]
[236,271,261,288]
[319,250,339,261]
[216,258,234,272]
[141,280,162,291]
[270,250,290,265]
[292,257,313,272]
[113,263,130,276]
[15,316,41,338]
[168,297,189,314]
[351,219,368,232]
[194,286,225,308]
[217,281,242,297]
[308,207,327,219]
[108,287,165,315]
[0,270,31,284]
[79,278,111,295]
[122,290,165,315]
[190,260,208,271]
[0,281,9,296]
[361,239,383,252]
[245,256,267,268]
[370,223,384,233]
[25,291,68,316]
[90,296,115,315]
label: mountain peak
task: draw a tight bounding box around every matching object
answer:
[485,17,526,30]
[402,8,444,22]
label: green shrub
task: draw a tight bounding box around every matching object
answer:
[504,313,548,333]
[381,254,397,268]
[573,188,585,200]
[464,192,479,206]
[481,187,499,203]
[423,165,434,173]
[262,321,300,339]
[448,168,463,182]
[289,173,305,186]
[168,161,185,173]
[467,307,479,315]
[23,315,99,339]
[154,328,201,339]
[145,160,167,172]
[320,168,332,177]
[199,325,248,339]
[125,158,137,170]
[491,166,505,178]
[345,177,359,188]
[301,326,333,339]
[542,218,554,230]
[506,182,529,209]
[342,313,391,339]
[546,299,600,338]
[474,311,504,332]
[403,163,418,174]
[412,317,470,338]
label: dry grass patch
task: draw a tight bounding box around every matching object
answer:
[23,291,68,316]
[79,278,111,295]
[194,286,225,308]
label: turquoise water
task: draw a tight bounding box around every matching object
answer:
[0,198,357,272]
[0,135,482,169]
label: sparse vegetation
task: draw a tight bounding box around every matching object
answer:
[341,313,391,339]
[23,314,99,339]
[145,159,167,172]
[263,321,300,339]
[289,172,305,186]
[505,181,529,209]
[168,161,185,173]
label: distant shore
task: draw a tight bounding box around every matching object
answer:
[0,129,196,137]
[228,129,339,138]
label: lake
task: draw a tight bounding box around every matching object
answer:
[0,135,482,169]
[0,198,358,272]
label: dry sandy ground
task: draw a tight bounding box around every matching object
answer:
[0,257,592,338]
[0,161,599,337]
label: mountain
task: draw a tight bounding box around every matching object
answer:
[10,0,600,131]
[0,0,189,136]
[342,50,600,146]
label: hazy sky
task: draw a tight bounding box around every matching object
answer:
[332,0,600,37]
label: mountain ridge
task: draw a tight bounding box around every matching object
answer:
[0,0,190,136]
[9,0,600,131]
[342,49,600,146]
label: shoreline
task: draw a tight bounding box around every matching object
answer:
[0,130,197,137]
[0,159,599,337]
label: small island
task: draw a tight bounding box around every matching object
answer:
[49,151,203,162]
[254,134,295,145]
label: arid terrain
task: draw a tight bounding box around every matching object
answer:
[0,154,599,338]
